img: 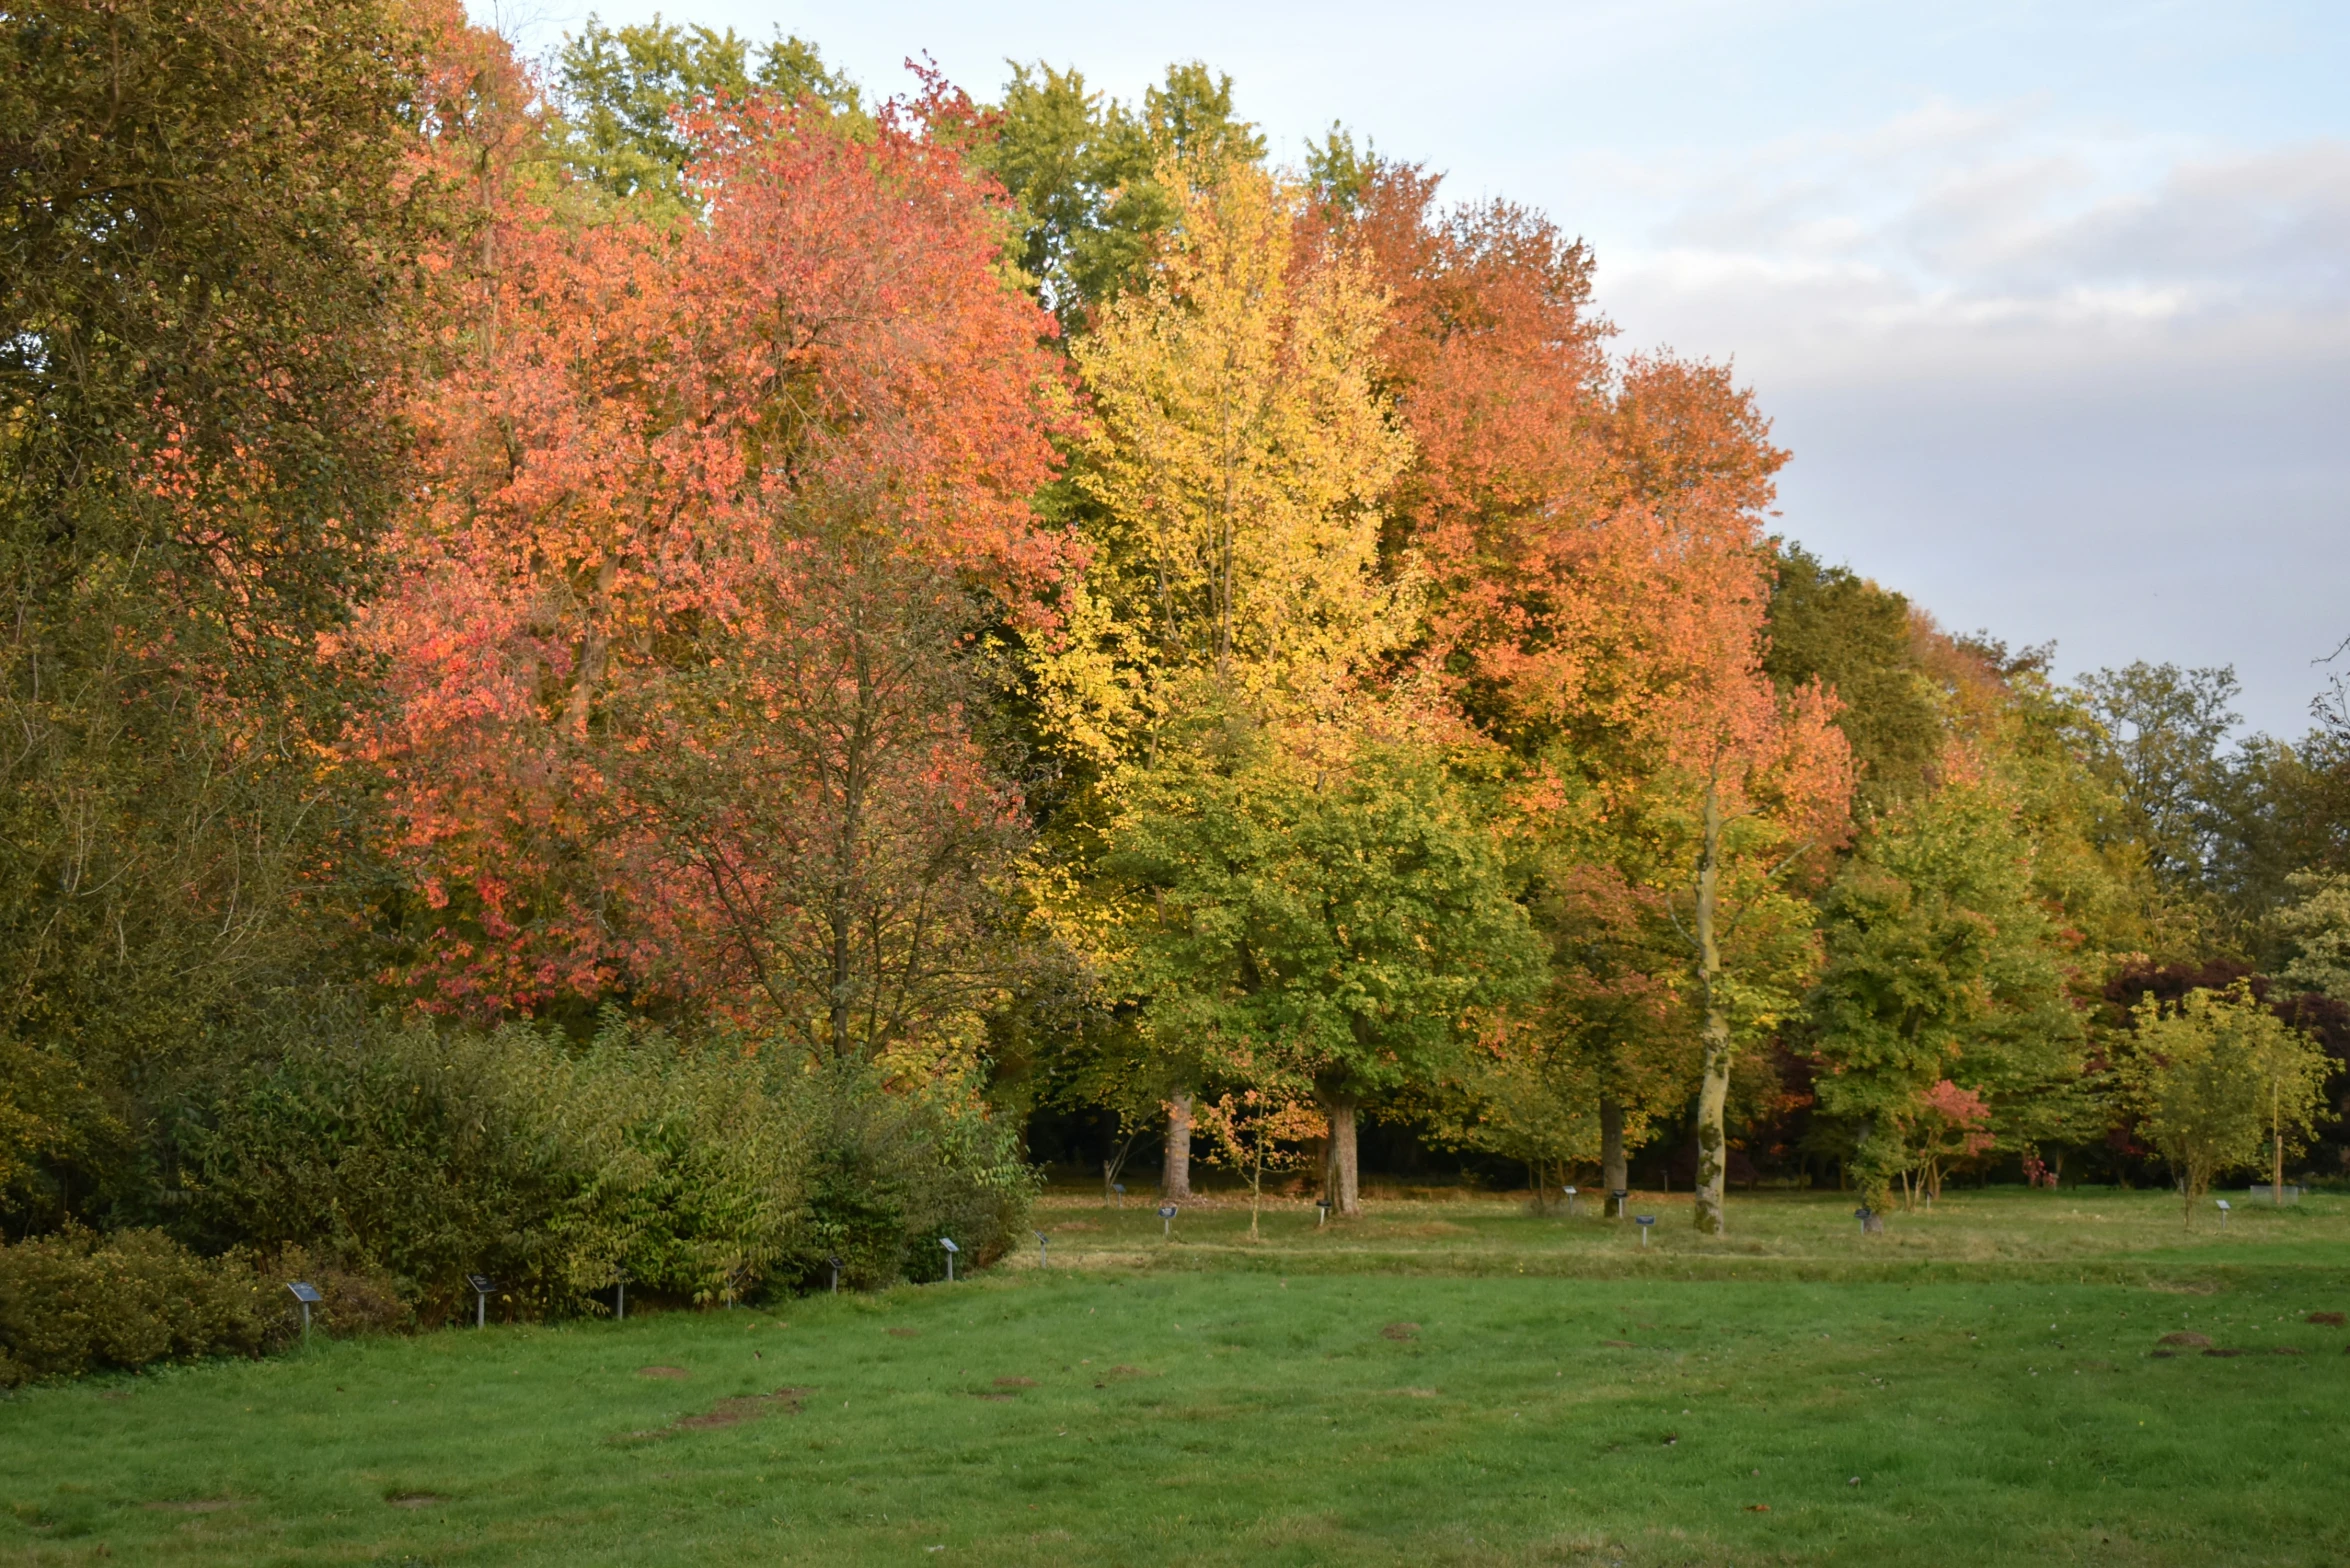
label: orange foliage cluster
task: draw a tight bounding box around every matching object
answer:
[366,34,1072,1018]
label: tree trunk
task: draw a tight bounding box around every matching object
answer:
[1693,779,1732,1237]
[2273,1080,2284,1206]
[1601,1097,1627,1216]
[1162,1092,1194,1201]
[1325,1093,1361,1217]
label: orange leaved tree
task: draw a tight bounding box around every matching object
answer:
[371,82,1072,1062]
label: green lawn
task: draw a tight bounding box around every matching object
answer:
[6,1189,2349,1565]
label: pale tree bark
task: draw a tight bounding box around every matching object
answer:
[1325,1093,1361,1217]
[1162,1091,1195,1200]
[1601,1097,1628,1216]
[1692,779,1732,1238]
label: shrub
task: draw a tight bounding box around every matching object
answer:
[0,1227,270,1386]
[174,1001,1033,1309]
[789,1058,1036,1290]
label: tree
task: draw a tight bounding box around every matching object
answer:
[1095,726,1542,1216]
[1426,1014,1601,1211]
[1045,160,1413,756]
[2280,871,2350,1001]
[2078,662,2241,890]
[552,18,859,209]
[2124,982,2328,1222]
[1035,159,1418,1183]
[1763,545,1942,818]
[0,0,436,1224]
[1809,773,2088,1188]
[978,61,1265,328]
[373,82,1072,1047]
[1193,1082,1325,1240]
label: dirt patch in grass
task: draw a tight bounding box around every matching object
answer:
[144,1499,245,1514]
[1381,1322,1421,1341]
[1601,1339,1636,1349]
[1387,1387,1439,1398]
[887,1328,921,1339]
[2307,1311,2345,1327]
[2147,1280,2222,1296]
[637,1366,690,1380]
[2157,1332,2211,1347]
[2202,1348,2246,1358]
[675,1388,809,1431]
[385,1492,446,1509]
[623,1386,811,1441]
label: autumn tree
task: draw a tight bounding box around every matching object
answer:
[1194,1079,1325,1240]
[1045,160,1413,755]
[1460,364,1850,1237]
[0,0,437,1223]
[374,82,1072,1064]
[1036,159,1419,1195]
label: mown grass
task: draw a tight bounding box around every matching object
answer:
[5,1189,2348,1566]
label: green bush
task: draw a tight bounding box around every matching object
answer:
[0,1227,271,1386]
[790,1059,1037,1290]
[174,1002,1034,1311]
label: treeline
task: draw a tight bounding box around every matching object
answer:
[3,0,2347,1357]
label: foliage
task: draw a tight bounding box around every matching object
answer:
[1192,1087,1326,1239]
[2122,982,2329,1221]
[1809,774,2089,1174]
[2279,870,2350,1001]
[1043,160,1413,759]
[1763,545,1942,816]
[552,17,859,207]
[0,1228,274,1386]
[374,82,1070,1034]
[978,61,1265,325]
[0,0,436,1229]
[174,999,1031,1310]
[1094,723,1542,1216]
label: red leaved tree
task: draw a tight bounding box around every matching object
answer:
[369,79,1073,1063]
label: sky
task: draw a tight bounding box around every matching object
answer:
[479,0,2350,737]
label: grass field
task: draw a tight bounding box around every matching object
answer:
[6,1188,2349,1566]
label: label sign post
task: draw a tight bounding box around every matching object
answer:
[287,1281,322,1343]
[1157,1203,1178,1238]
[939,1237,959,1283]
[466,1274,495,1329]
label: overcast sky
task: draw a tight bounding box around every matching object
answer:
[480,0,2349,737]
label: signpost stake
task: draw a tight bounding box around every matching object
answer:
[1563,1185,1578,1217]
[1158,1203,1178,1238]
[1035,1230,1050,1268]
[466,1274,495,1329]
[939,1237,959,1283]
[1634,1215,1656,1248]
[827,1255,843,1294]
[287,1282,322,1343]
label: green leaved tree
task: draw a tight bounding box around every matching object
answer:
[1094,723,1541,1216]
[2123,982,2329,1223]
